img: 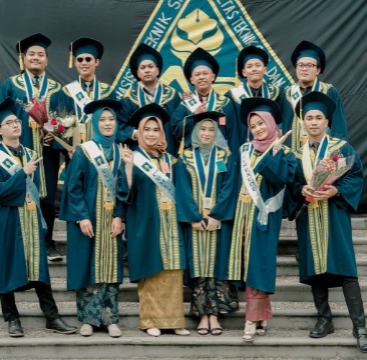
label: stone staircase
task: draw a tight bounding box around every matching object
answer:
[1,217,367,359]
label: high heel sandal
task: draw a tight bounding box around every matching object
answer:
[243,320,256,342]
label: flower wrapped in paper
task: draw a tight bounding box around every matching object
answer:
[44,112,80,151]
[16,97,48,128]
[306,154,355,202]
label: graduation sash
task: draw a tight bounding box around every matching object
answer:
[0,146,47,229]
[193,147,217,216]
[184,89,218,113]
[22,70,49,197]
[81,141,119,209]
[289,78,322,109]
[133,149,175,202]
[230,81,270,103]
[137,82,163,106]
[240,143,284,227]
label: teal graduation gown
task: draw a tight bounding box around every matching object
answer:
[228,145,296,293]
[59,144,124,291]
[117,149,185,282]
[118,82,181,155]
[171,91,240,155]
[0,144,50,294]
[175,147,237,280]
[291,138,362,286]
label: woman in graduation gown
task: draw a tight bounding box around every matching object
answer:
[118,103,189,337]
[60,99,124,338]
[175,111,239,336]
[227,98,296,341]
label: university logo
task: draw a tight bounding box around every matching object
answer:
[112,0,294,99]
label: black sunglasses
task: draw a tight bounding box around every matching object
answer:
[76,56,94,63]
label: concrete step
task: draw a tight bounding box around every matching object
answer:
[0,328,364,359]
[11,277,367,303]
[2,301,364,331]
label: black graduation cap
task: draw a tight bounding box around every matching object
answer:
[129,43,163,80]
[70,37,104,59]
[0,97,16,123]
[240,97,282,125]
[183,48,220,82]
[237,46,269,78]
[84,99,122,114]
[128,103,169,129]
[291,40,326,74]
[185,111,225,124]
[295,91,336,124]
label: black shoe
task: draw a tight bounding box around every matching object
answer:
[353,327,367,353]
[309,319,334,338]
[8,319,24,337]
[46,318,77,334]
[47,246,63,261]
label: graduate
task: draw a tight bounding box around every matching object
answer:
[171,47,240,155]
[280,40,348,151]
[0,33,64,260]
[290,91,367,353]
[59,99,124,338]
[118,103,189,337]
[60,37,117,142]
[175,111,238,336]
[227,98,296,341]
[118,43,181,154]
[225,46,283,144]
[0,97,76,337]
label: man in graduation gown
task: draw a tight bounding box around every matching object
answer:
[290,91,367,353]
[118,43,181,155]
[280,40,348,152]
[60,37,116,142]
[171,48,239,155]
[0,97,77,337]
[0,33,64,261]
[225,46,283,144]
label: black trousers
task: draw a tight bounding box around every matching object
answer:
[312,276,366,329]
[1,282,59,322]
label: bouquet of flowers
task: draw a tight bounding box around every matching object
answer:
[44,111,80,151]
[306,153,355,202]
[16,97,48,127]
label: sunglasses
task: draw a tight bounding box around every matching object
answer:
[76,56,94,63]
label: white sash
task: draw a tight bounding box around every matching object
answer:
[81,141,117,204]
[65,81,92,120]
[230,85,252,103]
[133,151,175,201]
[240,143,284,226]
[0,147,46,228]
[183,93,201,113]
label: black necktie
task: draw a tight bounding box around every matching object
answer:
[34,75,40,89]
[310,142,320,153]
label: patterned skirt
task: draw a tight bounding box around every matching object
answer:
[190,277,239,317]
[245,286,272,321]
[76,283,119,326]
[138,270,185,329]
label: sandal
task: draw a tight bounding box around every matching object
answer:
[174,328,190,336]
[243,320,256,342]
[197,327,210,335]
[256,320,267,336]
[210,327,223,336]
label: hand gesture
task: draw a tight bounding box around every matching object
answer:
[273,130,292,156]
[111,217,123,238]
[80,219,94,238]
[119,144,134,165]
[23,154,43,175]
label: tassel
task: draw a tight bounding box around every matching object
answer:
[68,42,73,68]
[18,42,24,71]
[178,117,187,155]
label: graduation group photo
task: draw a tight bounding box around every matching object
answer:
[0,0,367,359]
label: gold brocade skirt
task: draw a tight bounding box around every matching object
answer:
[138,270,185,329]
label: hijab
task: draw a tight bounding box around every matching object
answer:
[136,116,167,155]
[248,111,279,153]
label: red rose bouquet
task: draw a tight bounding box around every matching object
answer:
[16,97,48,126]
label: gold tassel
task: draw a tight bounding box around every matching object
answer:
[18,42,24,71]
[68,42,73,68]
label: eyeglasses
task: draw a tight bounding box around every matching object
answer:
[296,63,318,70]
[76,56,94,63]
[1,119,22,127]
